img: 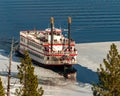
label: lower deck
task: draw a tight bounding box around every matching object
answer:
[16,50,77,80]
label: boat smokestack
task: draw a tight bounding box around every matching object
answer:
[68,17,71,50]
[50,17,54,51]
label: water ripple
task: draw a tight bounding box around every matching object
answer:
[0,0,120,47]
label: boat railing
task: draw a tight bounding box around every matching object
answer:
[42,39,75,45]
[44,50,77,55]
[45,59,77,65]
[53,40,62,44]
[63,39,75,45]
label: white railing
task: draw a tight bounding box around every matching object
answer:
[44,50,77,55]
[45,60,77,65]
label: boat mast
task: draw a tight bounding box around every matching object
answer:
[68,17,71,51]
[50,17,54,52]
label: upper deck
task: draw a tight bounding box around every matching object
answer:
[20,28,75,47]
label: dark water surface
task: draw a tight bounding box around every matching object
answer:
[0,0,120,48]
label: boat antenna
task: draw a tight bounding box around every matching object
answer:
[50,17,54,52]
[48,23,50,28]
[59,25,61,29]
[68,16,71,51]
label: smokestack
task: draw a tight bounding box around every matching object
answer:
[50,17,54,51]
[68,17,71,51]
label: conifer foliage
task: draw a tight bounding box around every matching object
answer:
[92,43,120,96]
[0,77,5,96]
[16,51,44,96]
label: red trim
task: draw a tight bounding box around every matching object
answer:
[46,54,77,56]
[69,54,77,56]
[46,54,64,56]
[20,43,77,56]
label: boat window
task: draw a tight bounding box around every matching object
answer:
[21,37,23,42]
[57,33,60,36]
[47,57,49,60]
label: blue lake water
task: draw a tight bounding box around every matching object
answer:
[0,0,120,49]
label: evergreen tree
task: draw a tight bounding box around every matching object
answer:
[92,43,120,96]
[16,51,44,96]
[0,77,5,96]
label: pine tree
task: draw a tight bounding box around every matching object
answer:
[16,51,44,96]
[92,43,120,96]
[0,77,5,96]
